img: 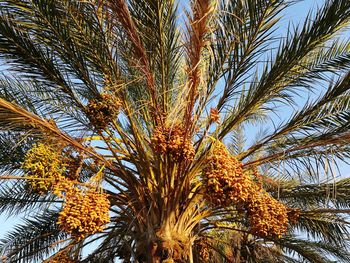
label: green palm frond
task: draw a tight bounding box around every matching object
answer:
[296,39,350,84]
[278,178,350,208]
[0,210,68,263]
[212,0,289,109]
[0,180,59,216]
[0,13,79,104]
[0,131,33,172]
[128,0,181,102]
[218,0,350,139]
[240,71,350,163]
[0,76,90,134]
[292,213,349,247]
[275,237,350,263]
[81,229,129,262]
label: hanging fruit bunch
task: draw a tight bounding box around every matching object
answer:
[209,108,220,124]
[21,142,66,194]
[287,208,301,225]
[43,251,77,263]
[203,142,293,238]
[64,154,84,181]
[203,142,253,206]
[151,123,195,162]
[245,187,289,238]
[85,93,122,130]
[245,170,298,237]
[195,239,210,262]
[57,186,110,240]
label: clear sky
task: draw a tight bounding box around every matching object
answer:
[0,0,348,262]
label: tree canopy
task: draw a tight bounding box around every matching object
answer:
[0,0,350,262]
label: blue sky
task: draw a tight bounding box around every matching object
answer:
[0,0,348,261]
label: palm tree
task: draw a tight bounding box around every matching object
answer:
[0,0,350,262]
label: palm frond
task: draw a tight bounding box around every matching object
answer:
[275,237,350,263]
[292,213,349,247]
[0,210,68,263]
[278,178,350,209]
[211,0,290,109]
[128,0,181,111]
[0,131,34,172]
[241,71,350,162]
[0,97,107,164]
[219,0,350,139]
[0,180,59,216]
[0,76,90,134]
[0,7,80,104]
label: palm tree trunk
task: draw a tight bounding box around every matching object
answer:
[139,227,192,263]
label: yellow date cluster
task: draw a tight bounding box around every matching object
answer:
[196,239,210,261]
[22,142,111,241]
[57,187,110,240]
[85,93,121,130]
[203,142,299,238]
[21,143,66,194]
[151,124,195,162]
[203,143,252,206]
[246,188,288,238]
[44,252,76,263]
[287,207,301,225]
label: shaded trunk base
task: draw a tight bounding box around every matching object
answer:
[135,233,192,263]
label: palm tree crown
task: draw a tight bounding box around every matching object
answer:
[0,0,350,262]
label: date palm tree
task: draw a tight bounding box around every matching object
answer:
[1,0,350,262]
